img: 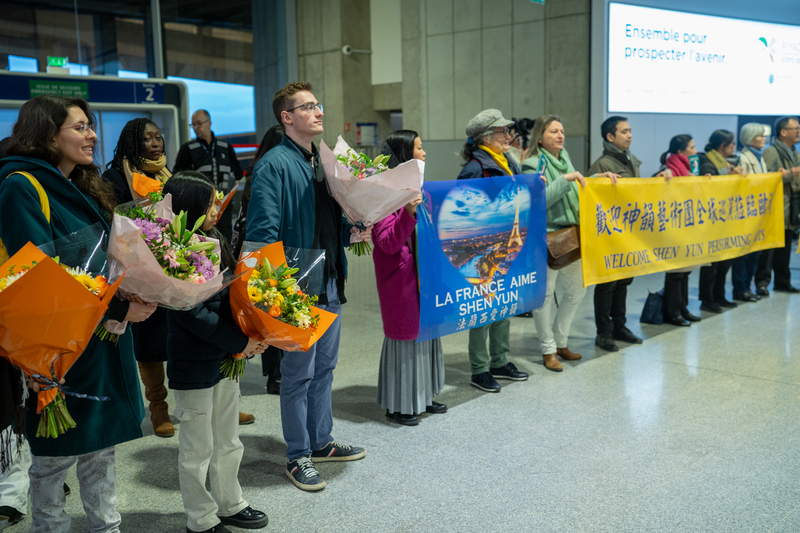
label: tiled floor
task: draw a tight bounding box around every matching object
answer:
[3,247,799,532]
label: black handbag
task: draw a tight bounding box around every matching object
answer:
[640,290,664,325]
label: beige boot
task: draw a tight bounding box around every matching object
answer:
[137,361,175,437]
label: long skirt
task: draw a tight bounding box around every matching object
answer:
[377,337,444,415]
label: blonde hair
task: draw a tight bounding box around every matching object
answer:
[529,114,562,156]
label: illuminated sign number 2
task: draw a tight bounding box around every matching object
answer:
[144,87,155,102]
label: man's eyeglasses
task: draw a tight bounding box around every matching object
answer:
[190,119,209,128]
[60,123,95,136]
[288,102,323,114]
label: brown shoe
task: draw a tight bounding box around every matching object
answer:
[239,411,255,425]
[543,353,563,372]
[557,347,582,361]
[138,361,175,438]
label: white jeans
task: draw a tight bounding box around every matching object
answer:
[532,259,587,355]
[0,429,30,515]
[173,378,247,533]
[29,446,119,533]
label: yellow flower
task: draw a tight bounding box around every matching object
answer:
[247,285,263,303]
[75,274,99,294]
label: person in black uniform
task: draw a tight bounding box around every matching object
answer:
[174,110,244,242]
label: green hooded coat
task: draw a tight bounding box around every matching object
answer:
[0,155,144,457]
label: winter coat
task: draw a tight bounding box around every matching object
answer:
[166,287,249,391]
[0,156,144,457]
[587,148,642,178]
[738,147,767,175]
[245,135,348,303]
[457,147,521,180]
[173,133,243,192]
[372,208,419,341]
[763,143,800,229]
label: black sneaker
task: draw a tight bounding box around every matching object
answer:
[311,440,366,462]
[425,401,447,414]
[219,506,268,529]
[613,326,642,344]
[0,506,24,525]
[470,372,501,392]
[490,362,529,381]
[717,299,738,308]
[286,457,326,491]
[756,287,770,297]
[595,333,619,352]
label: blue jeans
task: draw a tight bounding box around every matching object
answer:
[280,278,342,461]
[732,251,761,294]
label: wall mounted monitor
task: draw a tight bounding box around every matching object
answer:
[608,3,800,115]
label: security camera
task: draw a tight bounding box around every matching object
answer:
[342,45,352,55]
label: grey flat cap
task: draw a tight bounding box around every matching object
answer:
[466,109,514,139]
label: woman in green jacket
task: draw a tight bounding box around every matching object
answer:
[521,115,618,372]
[0,95,156,532]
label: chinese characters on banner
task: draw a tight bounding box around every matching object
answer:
[416,175,547,343]
[579,173,785,286]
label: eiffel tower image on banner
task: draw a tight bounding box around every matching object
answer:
[507,184,524,253]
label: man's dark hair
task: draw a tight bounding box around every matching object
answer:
[775,116,798,139]
[272,82,313,125]
[601,116,628,142]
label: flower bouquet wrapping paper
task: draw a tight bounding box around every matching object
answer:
[0,242,125,437]
[108,193,235,310]
[320,136,423,255]
[229,242,337,353]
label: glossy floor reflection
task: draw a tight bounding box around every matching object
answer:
[3,249,799,532]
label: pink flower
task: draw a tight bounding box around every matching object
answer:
[188,273,206,284]
[163,249,180,268]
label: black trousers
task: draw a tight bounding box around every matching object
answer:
[261,345,283,380]
[755,229,794,290]
[663,271,690,320]
[594,277,633,335]
[698,259,733,304]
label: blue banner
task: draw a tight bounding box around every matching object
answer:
[416,174,547,343]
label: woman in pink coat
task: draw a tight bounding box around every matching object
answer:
[373,130,446,426]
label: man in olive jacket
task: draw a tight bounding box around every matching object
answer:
[246,82,365,493]
[587,116,656,351]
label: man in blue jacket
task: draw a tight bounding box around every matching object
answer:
[246,82,365,492]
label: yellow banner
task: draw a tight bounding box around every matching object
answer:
[578,173,785,286]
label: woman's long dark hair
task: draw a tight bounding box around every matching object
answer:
[381,129,418,168]
[660,134,693,165]
[162,171,237,271]
[704,129,734,153]
[6,95,117,215]
[107,118,161,173]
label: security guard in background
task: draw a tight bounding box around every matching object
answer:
[174,109,244,240]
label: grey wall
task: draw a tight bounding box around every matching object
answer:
[399,0,592,167]
[590,0,800,176]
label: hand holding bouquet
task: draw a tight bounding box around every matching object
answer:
[321,136,423,256]
[0,242,125,438]
[229,242,338,353]
[109,193,232,309]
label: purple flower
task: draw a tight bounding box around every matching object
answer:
[187,251,215,281]
[134,218,164,245]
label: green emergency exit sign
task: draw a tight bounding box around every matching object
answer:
[29,80,88,99]
[47,56,69,67]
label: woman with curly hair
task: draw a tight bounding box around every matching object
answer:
[103,117,171,204]
[0,94,157,532]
